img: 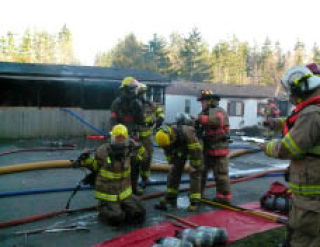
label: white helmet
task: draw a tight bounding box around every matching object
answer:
[281,66,320,96]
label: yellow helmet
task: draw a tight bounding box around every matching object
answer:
[111,124,128,144]
[155,125,172,147]
[120,77,139,89]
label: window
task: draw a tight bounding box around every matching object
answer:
[257,103,267,116]
[185,99,191,114]
[152,86,164,104]
[228,101,244,116]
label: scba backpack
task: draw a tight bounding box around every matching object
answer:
[260,181,292,215]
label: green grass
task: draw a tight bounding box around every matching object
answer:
[229,227,285,247]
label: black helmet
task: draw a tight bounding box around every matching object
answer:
[197,89,220,101]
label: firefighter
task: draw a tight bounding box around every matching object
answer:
[197,89,232,204]
[110,77,143,134]
[73,124,146,226]
[136,82,164,187]
[260,65,320,247]
[154,118,203,211]
[264,62,320,132]
[263,98,281,139]
[264,98,281,120]
[110,77,145,195]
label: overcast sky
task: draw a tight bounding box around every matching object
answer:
[0,0,319,65]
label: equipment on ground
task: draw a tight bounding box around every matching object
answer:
[260,181,291,215]
[166,214,228,246]
[198,197,288,224]
[176,226,228,247]
[154,236,194,247]
[14,224,89,235]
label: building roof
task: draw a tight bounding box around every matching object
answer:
[166,81,286,99]
[0,61,170,85]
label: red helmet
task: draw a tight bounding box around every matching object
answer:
[306,63,320,74]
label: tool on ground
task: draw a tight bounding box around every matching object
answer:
[168,219,191,229]
[165,213,199,228]
[65,171,95,209]
[198,197,288,224]
[66,150,96,210]
[15,224,89,235]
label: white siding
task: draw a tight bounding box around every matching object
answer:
[0,107,110,139]
[165,95,201,122]
[165,94,268,129]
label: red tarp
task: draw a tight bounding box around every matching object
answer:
[93,202,284,247]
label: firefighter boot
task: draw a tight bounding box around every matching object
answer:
[140,178,151,189]
[154,197,177,211]
[187,201,200,212]
[132,186,144,196]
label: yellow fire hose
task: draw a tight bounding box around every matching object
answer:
[0,148,258,175]
[198,197,288,224]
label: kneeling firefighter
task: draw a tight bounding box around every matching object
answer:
[73,124,146,226]
[154,114,203,211]
[260,64,320,247]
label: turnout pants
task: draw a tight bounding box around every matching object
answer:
[139,136,153,181]
[166,156,202,202]
[98,196,146,226]
[288,203,320,247]
[201,155,231,198]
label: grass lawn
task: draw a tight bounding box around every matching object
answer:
[229,227,286,247]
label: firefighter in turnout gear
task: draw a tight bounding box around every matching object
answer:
[263,98,281,139]
[197,89,232,203]
[260,65,320,247]
[265,98,280,119]
[154,119,203,212]
[110,77,146,195]
[136,82,165,187]
[73,124,146,226]
[110,77,144,134]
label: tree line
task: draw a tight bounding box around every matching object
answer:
[95,28,320,85]
[0,25,78,65]
[1,26,320,85]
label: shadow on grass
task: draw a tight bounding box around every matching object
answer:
[229,227,285,247]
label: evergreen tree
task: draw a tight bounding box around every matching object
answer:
[32,30,56,63]
[110,33,146,69]
[293,40,306,65]
[57,25,77,64]
[18,30,34,63]
[180,28,211,82]
[0,35,7,61]
[166,32,185,79]
[311,43,320,64]
[144,33,170,74]
[6,32,17,62]
[94,51,112,67]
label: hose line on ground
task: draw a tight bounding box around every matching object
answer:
[0,170,285,198]
[0,168,286,229]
